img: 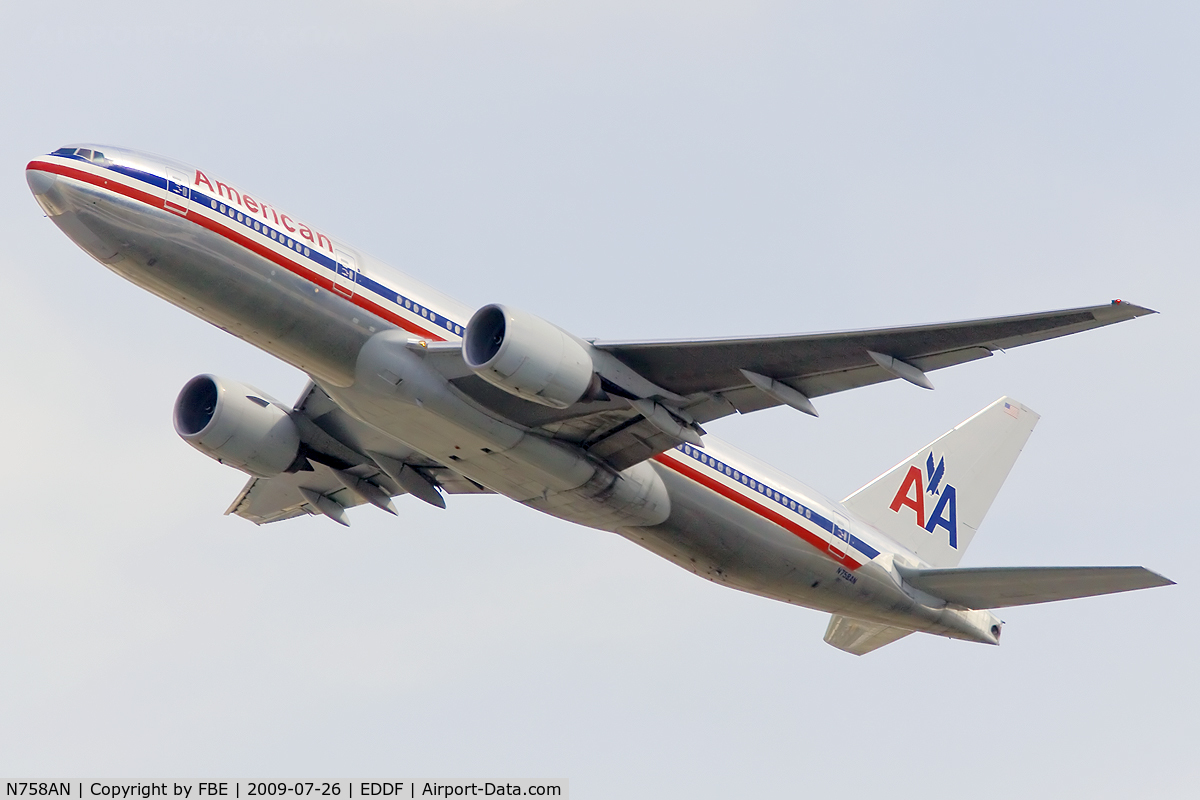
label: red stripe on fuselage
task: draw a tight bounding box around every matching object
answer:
[652,451,863,570]
[26,159,445,342]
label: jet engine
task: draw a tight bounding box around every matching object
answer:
[463,304,601,409]
[173,374,301,477]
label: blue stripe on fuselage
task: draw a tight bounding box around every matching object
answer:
[68,154,467,339]
[676,444,881,560]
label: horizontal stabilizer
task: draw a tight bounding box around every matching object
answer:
[899,566,1174,609]
[824,614,915,655]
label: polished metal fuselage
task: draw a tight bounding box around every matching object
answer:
[27,146,1000,645]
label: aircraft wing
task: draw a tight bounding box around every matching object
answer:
[228,462,392,525]
[591,300,1153,412]
[440,301,1153,471]
[899,565,1174,609]
[226,383,491,526]
[227,460,490,525]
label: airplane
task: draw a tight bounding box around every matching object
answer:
[26,143,1173,655]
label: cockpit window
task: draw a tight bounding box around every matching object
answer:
[50,147,110,165]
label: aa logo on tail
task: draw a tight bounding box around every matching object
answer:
[889,452,958,547]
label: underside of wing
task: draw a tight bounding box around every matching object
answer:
[592,301,1153,406]
[227,461,388,525]
[226,383,491,526]
[437,356,689,472]
[900,566,1174,609]
[435,301,1153,471]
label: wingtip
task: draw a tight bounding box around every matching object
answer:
[1109,299,1158,316]
[1127,567,1175,588]
[1147,570,1176,588]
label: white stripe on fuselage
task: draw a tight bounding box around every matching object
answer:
[41,152,472,344]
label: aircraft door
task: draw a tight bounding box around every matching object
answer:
[164,168,191,217]
[829,514,850,561]
[333,249,357,299]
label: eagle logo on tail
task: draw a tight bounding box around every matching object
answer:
[925,452,945,496]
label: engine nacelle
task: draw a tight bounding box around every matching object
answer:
[173,374,301,477]
[463,304,598,409]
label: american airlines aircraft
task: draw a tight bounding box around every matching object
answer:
[26,144,1172,655]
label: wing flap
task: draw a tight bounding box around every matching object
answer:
[227,462,491,525]
[823,614,915,655]
[226,479,312,524]
[224,383,492,525]
[900,566,1174,609]
[226,463,368,525]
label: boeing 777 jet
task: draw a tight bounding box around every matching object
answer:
[26,144,1172,654]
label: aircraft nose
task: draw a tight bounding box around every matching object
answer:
[26,163,57,197]
[26,161,69,218]
[26,156,120,261]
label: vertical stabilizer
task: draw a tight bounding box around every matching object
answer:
[842,397,1038,568]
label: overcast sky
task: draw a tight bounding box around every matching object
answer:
[1,2,1197,796]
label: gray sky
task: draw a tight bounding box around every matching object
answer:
[1,1,1196,796]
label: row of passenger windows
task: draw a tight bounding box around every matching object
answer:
[52,148,469,340]
[209,199,311,256]
[201,190,466,337]
[682,445,814,520]
[396,297,464,335]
